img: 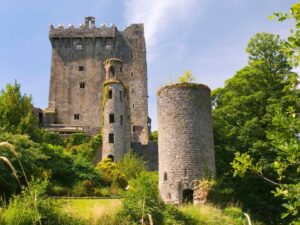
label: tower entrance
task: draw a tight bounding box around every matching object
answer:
[182,189,194,204]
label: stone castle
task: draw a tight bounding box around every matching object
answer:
[40,17,150,162]
[40,17,215,204]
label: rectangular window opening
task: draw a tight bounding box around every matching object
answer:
[109,133,114,143]
[79,82,85,89]
[108,90,113,99]
[109,114,115,123]
[74,114,80,120]
[79,66,84,71]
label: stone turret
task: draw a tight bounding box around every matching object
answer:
[101,58,130,162]
[157,83,215,204]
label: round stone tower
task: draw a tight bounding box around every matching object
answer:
[157,83,215,204]
[102,58,130,162]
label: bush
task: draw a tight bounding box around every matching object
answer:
[49,184,71,196]
[97,158,127,188]
[93,187,111,197]
[117,171,164,224]
[117,151,146,181]
[42,132,64,146]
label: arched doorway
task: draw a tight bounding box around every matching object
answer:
[182,189,194,204]
[107,154,115,162]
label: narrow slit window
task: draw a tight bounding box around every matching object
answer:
[132,104,134,108]
[109,114,115,123]
[109,133,114,143]
[108,90,113,99]
[79,66,84,71]
[164,172,168,181]
[131,72,133,77]
[119,91,122,102]
[79,82,85,89]
[74,114,80,120]
[120,115,123,126]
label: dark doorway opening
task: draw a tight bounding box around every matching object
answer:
[38,112,43,126]
[182,189,194,204]
[107,155,114,162]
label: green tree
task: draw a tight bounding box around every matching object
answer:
[149,131,158,143]
[0,82,41,140]
[212,33,299,223]
[232,107,300,223]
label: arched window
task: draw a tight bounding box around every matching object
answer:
[109,66,115,78]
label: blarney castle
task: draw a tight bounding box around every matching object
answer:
[39,17,215,204]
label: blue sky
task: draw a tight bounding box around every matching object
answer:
[0,0,296,130]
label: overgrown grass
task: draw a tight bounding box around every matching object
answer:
[57,199,265,225]
[57,199,121,224]
[179,204,264,225]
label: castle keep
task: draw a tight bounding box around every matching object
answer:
[42,17,150,161]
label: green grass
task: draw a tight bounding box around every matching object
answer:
[57,199,121,224]
[179,204,264,225]
[56,199,264,225]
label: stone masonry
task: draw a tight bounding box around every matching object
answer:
[42,17,150,161]
[157,83,216,204]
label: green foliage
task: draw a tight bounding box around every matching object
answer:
[0,82,41,140]
[149,130,158,143]
[232,107,300,222]
[42,132,64,146]
[212,32,299,224]
[0,179,82,225]
[117,151,147,181]
[0,133,47,198]
[65,133,89,147]
[65,134,102,161]
[96,158,127,188]
[271,2,300,66]
[178,70,194,83]
[118,171,165,224]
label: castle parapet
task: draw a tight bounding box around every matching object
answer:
[49,17,117,39]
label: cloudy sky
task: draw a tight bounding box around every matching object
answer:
[0,0,296,129]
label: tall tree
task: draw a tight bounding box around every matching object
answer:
[212,33,299,223]
[0,82,41,140]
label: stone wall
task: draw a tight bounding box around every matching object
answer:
[45,17,149,153]
[157,83,215,204]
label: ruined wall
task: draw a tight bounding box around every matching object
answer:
[46,17,149,146]
[157,83,215,204]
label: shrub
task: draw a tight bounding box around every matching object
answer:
[42,132,64,146]
[117,171,164,224]
[97,158,127,188]
[49,184,71,196]
[93,187,111,197]
[118,151,146,181]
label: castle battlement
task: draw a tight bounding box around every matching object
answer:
[49,17,117,39]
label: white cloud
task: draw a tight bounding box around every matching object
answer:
[124,0,201,50]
